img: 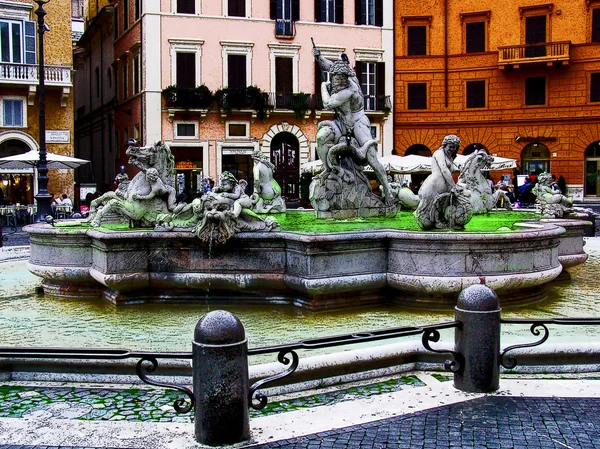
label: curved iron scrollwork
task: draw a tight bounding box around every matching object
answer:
[422,328,462,373]
[1,225,17,242]
[136,356,194,413]
[248,349,299,410]
[500,322,549,369]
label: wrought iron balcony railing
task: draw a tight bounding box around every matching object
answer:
[275,19,295,38]
[498,41,570,68]
[0,63,72,86]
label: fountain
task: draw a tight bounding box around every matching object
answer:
[24,47,591,311]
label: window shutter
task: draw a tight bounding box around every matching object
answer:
[270,0,277,20]
[228,54,247,89]
[354,61,364,90]
[292,0,300,21]
[335,0,344,24]
[375,0,383,27]
[315,0,321,22]
[466,22,485,53]
[376,61,385,109]
[24,21,36,65]
[176,52,196,88]
[408,26,427,56]
[593,9,600,42]
[355,0,361,25]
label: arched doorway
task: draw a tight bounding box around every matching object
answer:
[584,141,600,196]
[521,143,550,176]
[462,143,488,155]
[405,144,432,193]
[270,132,300,204]
[0,138,35,205]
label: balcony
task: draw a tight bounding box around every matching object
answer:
[0,63,72,86]
[275,19,295,39]
[498,41,570,69]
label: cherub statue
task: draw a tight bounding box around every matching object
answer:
[251,150,286,213]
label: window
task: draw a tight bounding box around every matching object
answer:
[175,121,197,138]
[134,0,141,20]
[2,98,24,127]
[114,7,119,39]
[170,39,203,87]
[356,61,385,111]
[407,26,426,55]
[591,73,600,102]
[122,0,129,32]
[0,19,36,64]
[228,54,247,89]
[275,57,293,108]
[271,0,299,36]
[176,52,196,88]
[593,8,600,42]
[226,121,250,139]
[95,67,100,98]
[525,77,546,106]
[228,0,245,17]
[133,55,140,94]
[466,22,485,53]
[122,63,128,100]
[466,80,485,108]
[355,0,382,26]
[407,83,427,110]
[315,0,343,24]
[177,0,195,14]
[525,15,546,57]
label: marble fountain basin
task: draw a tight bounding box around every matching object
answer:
[25,218,588,311]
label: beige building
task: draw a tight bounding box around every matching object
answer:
[0,0,75,206]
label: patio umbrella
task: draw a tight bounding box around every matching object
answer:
[0,149,90,170]
[301,154,517,175]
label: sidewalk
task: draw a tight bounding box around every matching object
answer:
[0,373,599,448]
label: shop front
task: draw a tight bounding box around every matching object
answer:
[171,146,205,201]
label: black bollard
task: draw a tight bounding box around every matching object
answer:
[454,284,501,393]
[193,310,250,446]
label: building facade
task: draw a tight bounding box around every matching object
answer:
[77,0,394,204]
[0,0,74,205]
[394,0,600,200]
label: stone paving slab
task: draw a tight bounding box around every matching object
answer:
[250,396,600,449]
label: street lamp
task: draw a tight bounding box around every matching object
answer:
[33,0,52,221]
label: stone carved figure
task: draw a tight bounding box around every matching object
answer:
[415,135,473,230]
[532,172,583,218]
[156,171,279,245]
[457,150,512,214]
[86,173,130,218]
[309,46,394,219]
[89,141,176,227]
[251,150,286,213]
[388,178,420,211]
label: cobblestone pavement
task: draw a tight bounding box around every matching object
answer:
[251,396,600,449]
[0,375,423,423]
[1,396,599,448]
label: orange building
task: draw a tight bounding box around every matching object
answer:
[394,0,600,200]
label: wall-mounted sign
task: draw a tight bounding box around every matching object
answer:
[222,147,254,155]
[515,136,557,143]
[46,130,70,143]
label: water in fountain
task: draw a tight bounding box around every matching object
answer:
[2,240,599,362]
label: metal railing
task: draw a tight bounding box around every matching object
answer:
[275,19,295,38]
[0,63,72,86]
[312,94,391,112]
[1,285,600,444]
[498,41,570,67]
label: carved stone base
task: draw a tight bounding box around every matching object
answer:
[309,155,396,219]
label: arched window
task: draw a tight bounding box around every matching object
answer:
[270,131,300,203]
[521,142,550,176]
[404,144,431,193]
[404,144,431,157]
[584,141,600,196]
[462,143,488,155]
